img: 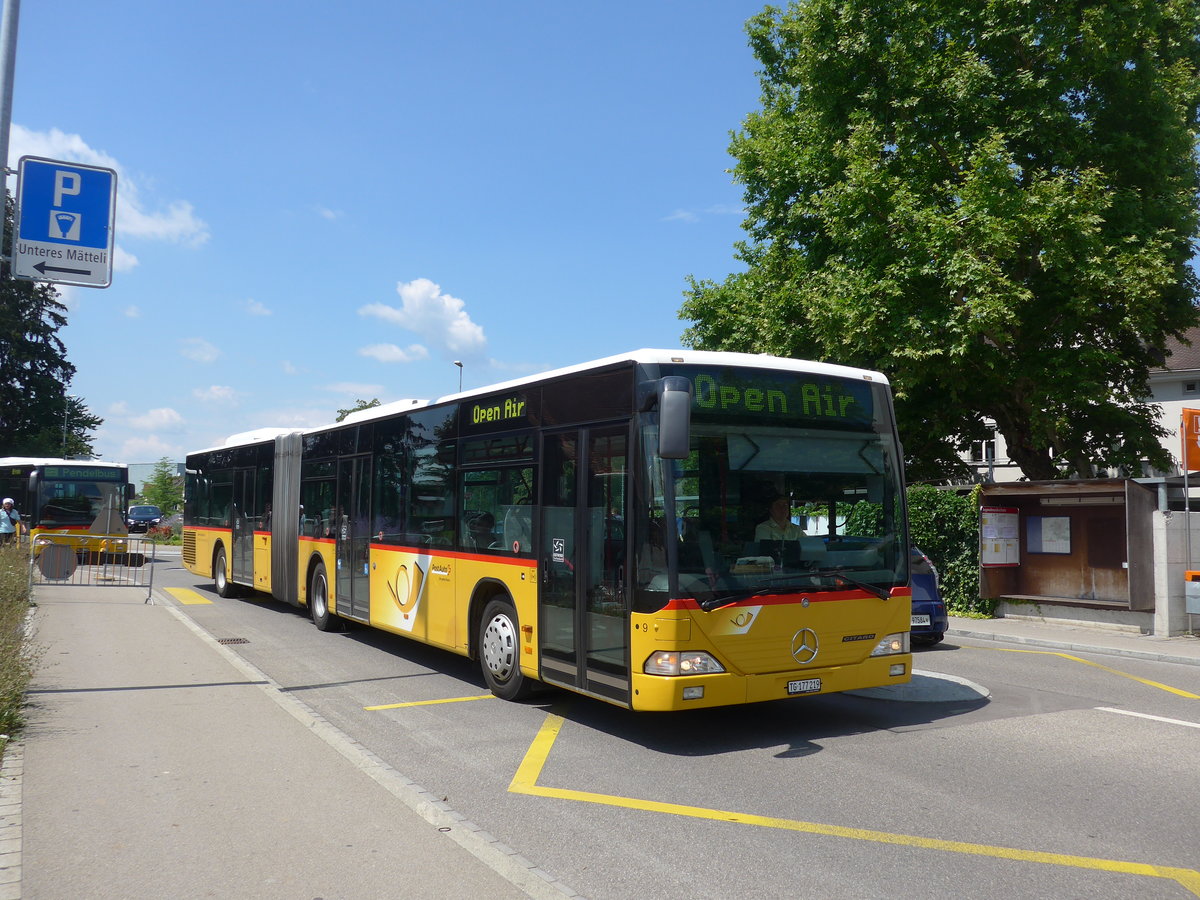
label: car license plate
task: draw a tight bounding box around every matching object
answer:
[911,614,931,626]
[787,678,821,695]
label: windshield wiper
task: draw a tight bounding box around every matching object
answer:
[694,569,893,611]
[810,567,893,601]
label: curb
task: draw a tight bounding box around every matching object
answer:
[948,627,1200,668]
[0,741,21,900]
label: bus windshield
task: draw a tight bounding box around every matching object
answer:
[35,470,127,528]
[634,366,906,611]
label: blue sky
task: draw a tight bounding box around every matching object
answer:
[4,1,766,463]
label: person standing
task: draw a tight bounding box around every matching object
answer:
[0,498,20,545]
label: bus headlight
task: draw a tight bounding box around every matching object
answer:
[869,632,909,657]
[644,650,726,676]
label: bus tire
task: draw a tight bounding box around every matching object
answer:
[310,561,340,632]
[479,598,533,701]
[214,547,236,598]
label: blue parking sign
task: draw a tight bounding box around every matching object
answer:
[13,156,117,288]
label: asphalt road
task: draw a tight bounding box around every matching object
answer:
[153,548,1200,899]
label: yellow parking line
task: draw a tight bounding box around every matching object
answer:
[510,713,1200,897]
[365,694,495,710]
[164,587,212,605]
[979,646,1200,699]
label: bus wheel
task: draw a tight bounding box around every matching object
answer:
[214,547,236,598]
[479,598,533,700]
[310,561,340,632]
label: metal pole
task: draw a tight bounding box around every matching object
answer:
[0,0,20,270]
[0,0,20,187]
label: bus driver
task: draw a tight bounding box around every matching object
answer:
[755,496,803,542]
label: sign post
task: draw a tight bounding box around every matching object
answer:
[12,155,117,288]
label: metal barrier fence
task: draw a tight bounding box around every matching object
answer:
[27,533,157,602]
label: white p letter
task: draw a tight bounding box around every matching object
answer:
[53,171,81,207]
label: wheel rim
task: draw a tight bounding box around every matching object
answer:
[215,553,227,591]
[312,572,328,619]
[481,610,517,683]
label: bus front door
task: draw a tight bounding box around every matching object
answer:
[335,456,372,622]
[538,426,629,706]
[231,468,255,587]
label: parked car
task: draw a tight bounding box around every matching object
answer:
[126,504,164,533]
[910,546,949,646]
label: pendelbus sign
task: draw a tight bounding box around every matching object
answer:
[12,156,117,288]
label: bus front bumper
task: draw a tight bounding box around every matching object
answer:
[629,655,912,712]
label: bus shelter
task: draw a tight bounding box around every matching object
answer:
[978,478,1196,636]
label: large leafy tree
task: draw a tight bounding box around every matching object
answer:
[0,198,102,458]
[142,456,183,513]
[682,1,1200,481]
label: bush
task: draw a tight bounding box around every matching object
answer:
[907,484,992,616]
[0,543,42,742]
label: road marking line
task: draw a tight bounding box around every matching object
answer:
[164,587,212,605]
[974,646,1200,699]
[510,712,1200,897]
[365,694,495,710]
[1096,707,1200,729]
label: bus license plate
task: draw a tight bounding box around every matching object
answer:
[787,678,821,695]
[911,615,931,626]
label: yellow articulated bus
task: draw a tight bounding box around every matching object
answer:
[182,350,911,711]
[0,457,132,547]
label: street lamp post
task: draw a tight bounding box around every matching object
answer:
[454,360,463,392]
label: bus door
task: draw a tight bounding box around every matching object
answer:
[336,456,372,622]
[538,426,629,705]
[231,468,255,586]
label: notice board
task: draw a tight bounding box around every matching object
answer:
[981,506,1020,567]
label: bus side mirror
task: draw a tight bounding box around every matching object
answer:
[657,376,692,460]
[127,483,136,500]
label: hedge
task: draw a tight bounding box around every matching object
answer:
[906,484,992,616]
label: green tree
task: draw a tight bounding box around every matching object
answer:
[336,398,380,422]
[0,198,102,457]
[682,1,1200,481]
[142,457,183,513]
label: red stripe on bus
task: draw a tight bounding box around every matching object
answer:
[662,587,909,610]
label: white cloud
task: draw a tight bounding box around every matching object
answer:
[193,385,237,403]
[128,407,184,431]
[245,298,271,316]
[282,361,300,375]
[359,343,429,364]
[114,247,139,272]
[8,124,211,252]
[180,337,220,363]
[358,277,486,356]
[56,285,80,312]
[323,381,384,397]
[108,401,130,416]
[662,204,743,224]
[119,434,184,462]
[123,305,140,318]
[316,206,343,220]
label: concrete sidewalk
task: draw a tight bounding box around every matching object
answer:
[6,586,574,900]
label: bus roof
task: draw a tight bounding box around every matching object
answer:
[0,457,128,469]
[426,348,889,406]
[192,349,890,454]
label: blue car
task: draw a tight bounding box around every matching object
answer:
[910,546,949,646]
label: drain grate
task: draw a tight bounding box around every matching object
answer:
[216,637,250,645]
